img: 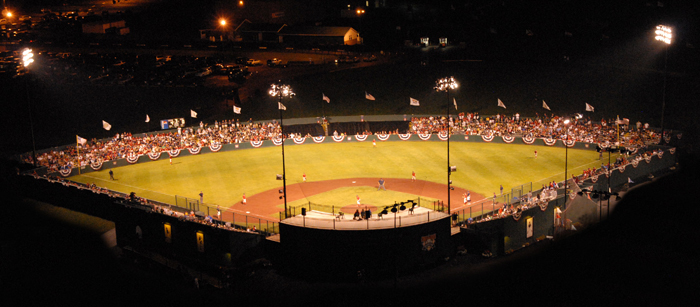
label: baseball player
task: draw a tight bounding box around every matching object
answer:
[412,171,416,182]
[356,195,361,206]
[372,139,376,147]
[242,193,247,204]
[303,172,306,182]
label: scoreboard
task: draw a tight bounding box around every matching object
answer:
[160,118,186,130]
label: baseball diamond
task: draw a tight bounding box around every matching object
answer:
[65,134,603,225]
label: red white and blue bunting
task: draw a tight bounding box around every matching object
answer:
[148,152,161,160]
[669,148,676,155]
[209,142,222,152]
[437,131,448,141]
[293,137,306,145]
[628,147,638,156]
[658,151,664,159]
[251,140,263,148]
[418,133,431,141]
[271,138,283,146]
[677,133,682,140]
[543,137,556,146]
[355,135,368,142]
[398,133,411,141]
[663,134,671,143]
[632,160,639,168]
[187,146,201,155]
[126,154,140,164]
[332,135,344,142]
[169,149,180,157]
[591,175,599,183]
[312,136,325,143]
[645,156,652,163]
[512,211,522,221]
[59,168,72,177]
[564,139,576,147]
[538,201,548,211]
[522,134,535,144]
[90,161,103,171]
[481,133,495,142]
[502,135,515,143]
[618,165,626,173]
[376,134,390,141]
[464,135,469,140]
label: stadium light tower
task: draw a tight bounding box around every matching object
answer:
[434,77,458,217]
[23,48,37,168]
[654,25,672,144]
[270,82,294,219]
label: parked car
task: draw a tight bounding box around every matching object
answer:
[246,58,262,66]
[267,58,286,67]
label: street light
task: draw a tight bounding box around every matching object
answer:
[270,82,294,219]
[435,76,458,216]
[22,48,37,168]
[654,25,672,144]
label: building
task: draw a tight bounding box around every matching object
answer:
[82,20,129,35]
[278,26,361,46]
[234,19,287,43]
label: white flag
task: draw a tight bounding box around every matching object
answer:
[542,100,551,111]
[498,98,506,109]
[145,114,150,123]
[322,93,330,103]
[365,91,375,101]
[628,177,634,184]
[278,102,286,110]
[191,110,198,118]
[410,97,420,106]
[453,98,458,110]
[76,135,87,145]
[233,106,241,114]
[102,120,112,131]
[585,103,594,112]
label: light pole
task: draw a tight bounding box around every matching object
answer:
[270,83,294,219]
[23,48,37,168]
[435,77,458,216]
[654,25,672,144]
[563,118,570,206]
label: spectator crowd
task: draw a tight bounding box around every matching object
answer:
[23,113,661,174]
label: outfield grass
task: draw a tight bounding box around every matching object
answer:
[69,141,606,210]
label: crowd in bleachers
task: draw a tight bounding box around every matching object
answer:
[410,112,659,146]
[23,119,283,172]
[23,113,659,173]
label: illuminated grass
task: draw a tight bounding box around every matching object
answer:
[69,141,604,209]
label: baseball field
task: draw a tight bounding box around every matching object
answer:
[68,140,604,222]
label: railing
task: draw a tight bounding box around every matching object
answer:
[281,210,450,230]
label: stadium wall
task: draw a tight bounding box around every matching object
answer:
[278,215,452,281]
[14,175,267,269]
[456,149,678,257]
[49,133,599,178]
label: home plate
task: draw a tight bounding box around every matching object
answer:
[246,211,250,214]
[352,181,356,183]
